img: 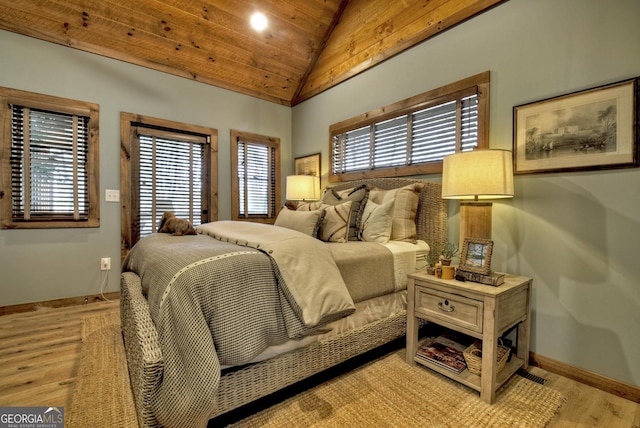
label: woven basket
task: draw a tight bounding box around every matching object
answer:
[463,340,510,376]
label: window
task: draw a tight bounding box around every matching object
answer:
[120,113,218,256]
[231,130,281,223]
[0,87,99,229]
[329,72,489,182]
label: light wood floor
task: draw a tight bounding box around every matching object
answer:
[1,299,639,427]
[0,299,118,409]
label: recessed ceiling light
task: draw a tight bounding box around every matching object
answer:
[250,12,268,31]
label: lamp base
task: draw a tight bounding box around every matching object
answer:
[460,201,492,248]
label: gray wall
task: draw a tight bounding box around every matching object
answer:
[293,0,640,387]
[0,30,292,306]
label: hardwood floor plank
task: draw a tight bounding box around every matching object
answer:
[0,344,80,373]
[0,358,77,395]
[633,407,640,427]
[0,331,80,358]
[0,319,79,340]
[1,377,75,407]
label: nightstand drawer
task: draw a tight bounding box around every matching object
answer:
[415,287,483,333]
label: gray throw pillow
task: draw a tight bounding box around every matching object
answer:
[322,184,369,241]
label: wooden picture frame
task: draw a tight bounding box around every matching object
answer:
[294,152,321,176]
[458,238,493,276]
[513,77,639,174]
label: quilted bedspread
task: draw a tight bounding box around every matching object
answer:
[122,221,355,428]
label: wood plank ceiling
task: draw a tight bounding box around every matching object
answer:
[0,0,504,106]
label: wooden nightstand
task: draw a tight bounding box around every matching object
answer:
[406,271,532,404]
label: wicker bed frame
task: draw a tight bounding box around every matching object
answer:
[120,178,447,427]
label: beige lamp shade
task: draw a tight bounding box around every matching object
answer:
[286,175,320,201]
[442,149,514,200]
[442,149,514,246]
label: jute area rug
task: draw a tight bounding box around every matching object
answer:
[231,352,566,428]
[66,313,138,428]
[68,312,566,428]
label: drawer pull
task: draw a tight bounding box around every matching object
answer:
[438,300,455,312]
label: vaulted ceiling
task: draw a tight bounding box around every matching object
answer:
[0,0,504,106]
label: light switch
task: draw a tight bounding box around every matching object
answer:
[105,189,120,202]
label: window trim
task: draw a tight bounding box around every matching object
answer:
[120,112,218,259]
[0,87,100,229]
[231,130,281,223]
[329,71,490,182]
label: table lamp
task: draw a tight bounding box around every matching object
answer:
[441,149,514,247]
[286,175,320,201]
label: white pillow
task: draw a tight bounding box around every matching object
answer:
[360,199,394,243]
[368,183,423,242]
[274,207,324,237]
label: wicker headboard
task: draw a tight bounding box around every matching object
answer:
[330,178,447,246]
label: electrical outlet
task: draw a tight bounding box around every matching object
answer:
[100,257,111,271]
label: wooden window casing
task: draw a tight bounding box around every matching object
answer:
[231,130,281,223]
[329,71,490,183]
[120,113,218,259]
[0,87,99,229]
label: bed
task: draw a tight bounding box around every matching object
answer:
[120,177,447,428]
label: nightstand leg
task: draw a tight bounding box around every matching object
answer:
[406,278,418,365]
[481,297,498,404]
[517,282,532,369]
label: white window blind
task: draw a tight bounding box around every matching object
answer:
[460,95,479,151]
[332,125,370,173]
[137,132,205,237]
[332,94,478,175]
[10,105,89,221]
[237,140,277,217]
[374,115,408,168]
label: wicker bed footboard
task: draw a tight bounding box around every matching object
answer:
[214,307,406,418]
[121,271,406,428]
[120,272,164,428]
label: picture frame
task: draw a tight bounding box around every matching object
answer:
[294,152,321,176]
[513,77,639,174]
[458,238,493,276]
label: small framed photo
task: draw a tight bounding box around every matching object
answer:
[459,238,493,275]
[294,152,321,176]
[513,77,639,174]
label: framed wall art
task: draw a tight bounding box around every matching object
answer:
[458,238,493,276]
[294,152,321,176]
[513,77,639,174]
